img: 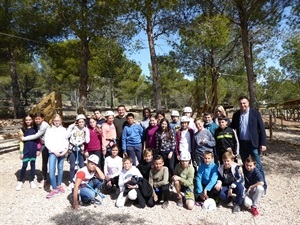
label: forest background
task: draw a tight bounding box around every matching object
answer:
[0,0,299,118]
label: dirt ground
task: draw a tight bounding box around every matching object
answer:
[0,138,299,225]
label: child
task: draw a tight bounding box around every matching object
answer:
[214,115,239,164]
[116,157,143,207]
[243,156,264,216]
[73,155,105,209]
[144,115,158,149]
[215,150,244,213]
[193,118,216,167]
[66,114,90,190]
[203,112,218,135]
[182,107,197,132]
[172,151,195,210]
[101,110,117,158]
[169,110,181,131]
[16,114,40,191]
[84,117,102,168]
[137,148,154,180]
[104,144,122,190]
[195,151,219,202]
[122,113,143,166]
[175,116,194,162]
[149,155,170,208]
[140,108,151,130]
[44,114,68,199]
[155,118,175,176]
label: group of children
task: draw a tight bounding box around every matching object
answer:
[16,106,264,217]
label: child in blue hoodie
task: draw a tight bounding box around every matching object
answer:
[195,151,219,201]
[122,113,143,166]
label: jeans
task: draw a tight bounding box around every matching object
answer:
[126,145,142,166]
[240,141,267,190]
[161,152,175,177]
[219,183,244,206]
[80,178,103,203]
[69,151,85,182]
[48,153,65,190]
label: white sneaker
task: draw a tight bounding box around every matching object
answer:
[16,182,23,191]
[67,182,74,191]
[30,181,37,189]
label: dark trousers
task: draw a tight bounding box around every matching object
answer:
[69,151,85,182]
[161,152,175,177]
[219,183,244,206]
[20,160,36,182]
[41,146,49,181]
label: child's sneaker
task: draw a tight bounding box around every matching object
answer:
[57,185,65,194]
[30,181,37,189]
[16,182,23,191]
[232,204,241,213]
[46,190,59,199]
[251,206,259,216]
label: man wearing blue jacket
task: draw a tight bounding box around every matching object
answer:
[122,113,143,166]
[230,96,267,193]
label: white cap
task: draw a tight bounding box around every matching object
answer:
[76,114,86,121]
[180,151,191,161]
[105,110,114,117]
[128,189,138,200]
[183,107,192,113]
[180,116,190,123]
[87,154,99,165]
[171,110,180,117]
[202,198,216,211]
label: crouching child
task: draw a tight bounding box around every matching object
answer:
[73,155,105,209]
[243,156,264,216]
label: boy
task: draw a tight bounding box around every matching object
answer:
[169,110,181,131]
[195,151,219,201]
[116,157,143,207]
[149,155,170,209]
[175,116,194,161]
[243,156,264,216]
[214,115,239,163]
[73,155,105,209]
[137,148,154,180]
[203,112,218,135]
[172,151,195,210]
[215,150,244,213]
[182,107,197,132]
[122,113,143,166]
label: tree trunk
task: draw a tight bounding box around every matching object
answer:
[9,47,24,118]
[78,39,89,114]
[236,2,257,108]
[210,49,219,112]
[146,10,162,110]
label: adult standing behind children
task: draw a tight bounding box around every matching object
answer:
[114,105,127,156]
[44,114,68,199]
[19,112,49,188]
[213,106,231,126]
[230,96,267,193]
[122,113,143,166]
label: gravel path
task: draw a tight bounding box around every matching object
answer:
[0,139,299,225]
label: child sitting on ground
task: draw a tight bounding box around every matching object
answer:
[137,148,154,180]
[116,157,143,208]
[243,156,264,216]
[172,151,195,210]
[215,150,244,213]
[149,155,170,209]
[73,155,105,209]
[195,151,219,202]
[103,144,122,191]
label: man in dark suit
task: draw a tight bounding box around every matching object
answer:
[230,96,267,192]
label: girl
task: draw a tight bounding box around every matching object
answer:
[214,105,230,126]
[140,107,151,130]
[66,114,90,190]
[215,150,244,213]
[103,144,122,190]
[16,114,40,191]
[144,115,158,150]
[101,111,117,158]
[155,110,165,125]
[84,117,102,168]
[155,118,175,177]
[44,114,68,199]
